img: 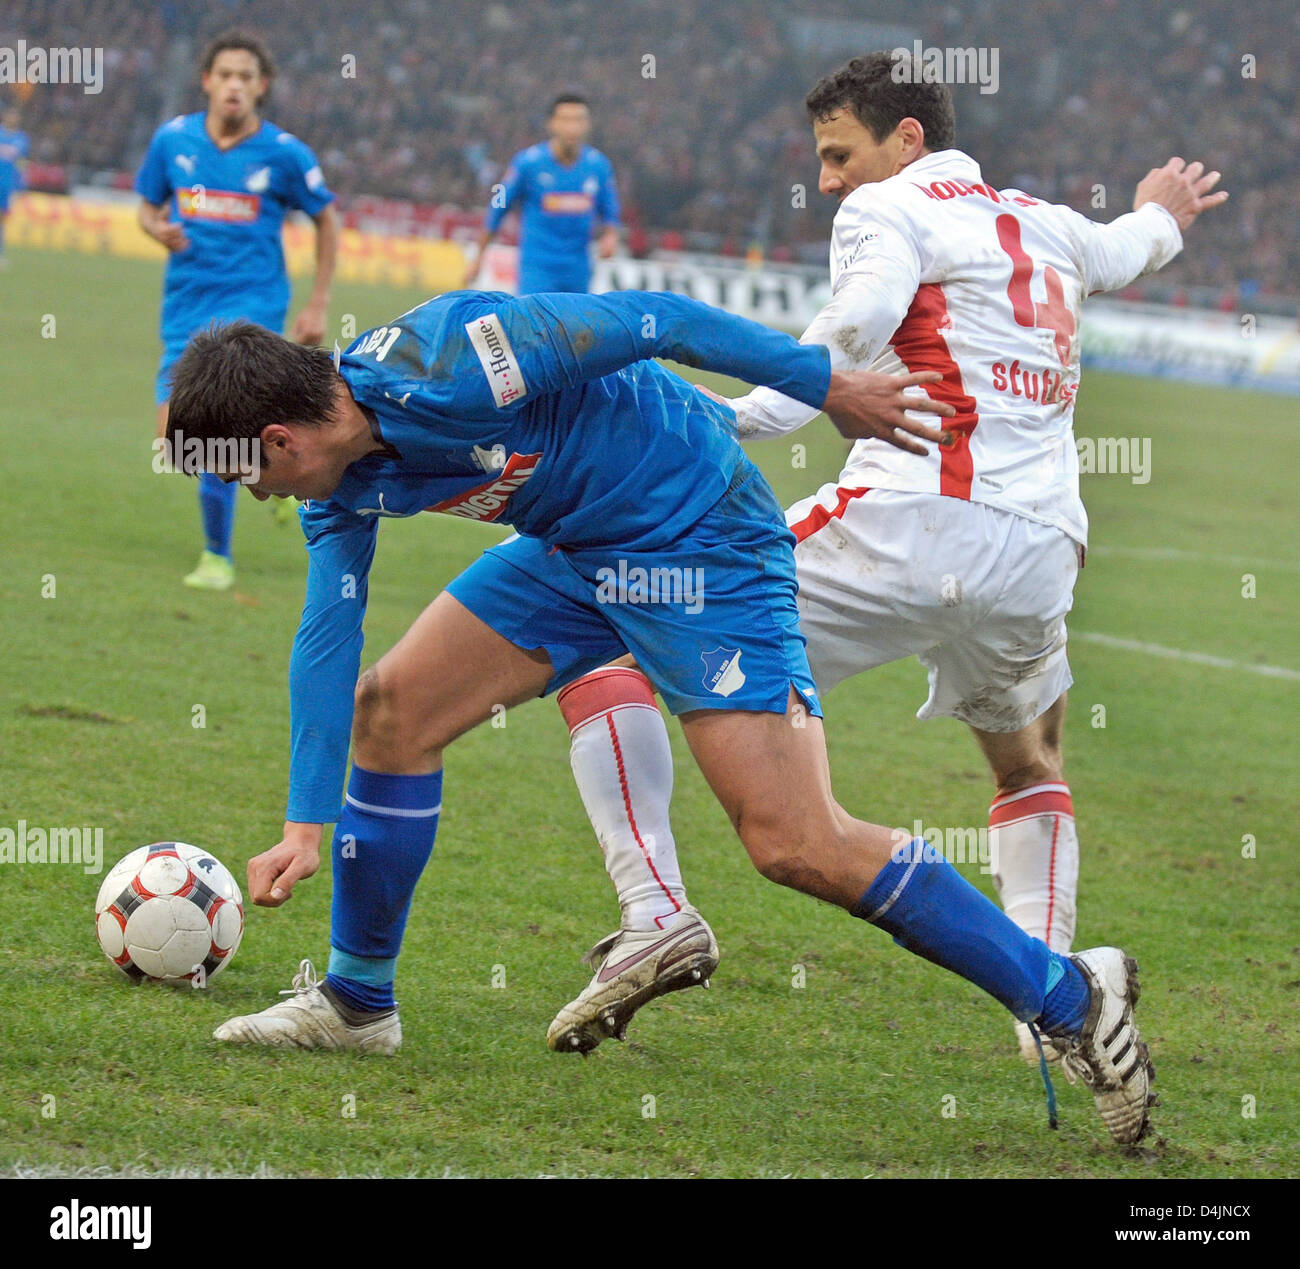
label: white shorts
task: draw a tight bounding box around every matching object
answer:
[786,486,1079,733]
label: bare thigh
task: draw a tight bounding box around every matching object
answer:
[352,591,555,773]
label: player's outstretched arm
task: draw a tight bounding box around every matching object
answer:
[1067,158,1227,297]
[453,289,946,429]
[248,504,378,908]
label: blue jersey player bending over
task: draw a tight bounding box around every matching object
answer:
[466,93,620,294]
[136,30,338,590]
[165,288,1154,1146]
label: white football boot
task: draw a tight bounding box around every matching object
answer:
[214,959,401,1055]
[1047,947,1156,1145]
[547,904,719,1054]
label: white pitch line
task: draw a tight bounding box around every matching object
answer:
[1089,545,1300,573]
[1075,631,1300,681]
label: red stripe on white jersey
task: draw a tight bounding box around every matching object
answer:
[788,486,871,543]
[888,284,979,499]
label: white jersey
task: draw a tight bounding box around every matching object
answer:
[730,149,1183,545]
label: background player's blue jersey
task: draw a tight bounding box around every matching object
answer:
[134,113,334,341]
[484,142,619,290]
[0,126,28,209]
[285,288,831,820]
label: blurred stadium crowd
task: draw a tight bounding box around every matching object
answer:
[4,0,1296,307]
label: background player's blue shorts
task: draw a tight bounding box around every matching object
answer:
[154,310,288,404]
[154,337,191,406]
[447,460,822,717]
[517,262,591,295]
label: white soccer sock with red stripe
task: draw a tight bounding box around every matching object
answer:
[988,782,1078,954]
[557,667,687,932]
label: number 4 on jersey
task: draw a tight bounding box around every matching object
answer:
[996,214,1076,367]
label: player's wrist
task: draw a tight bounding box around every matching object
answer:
[281,821,324,850]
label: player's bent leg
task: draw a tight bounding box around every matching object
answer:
[679,690,894,906]
[548,664,716,1054]
[972,695,1081,1062]
[216,593,556,1055]
[681,691,1151,1144]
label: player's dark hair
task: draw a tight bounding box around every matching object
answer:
[805,50,956,152]
[200,28,275,92]
[166,322,338,462]
[550,93,590,114]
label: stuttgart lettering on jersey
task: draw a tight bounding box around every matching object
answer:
[177,187,259,222]
[427,451,542,521]
[465,313,528,407]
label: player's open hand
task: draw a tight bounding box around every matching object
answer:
[248,824,323,907]
[822,369,954,454]
[1134,158,1228,232]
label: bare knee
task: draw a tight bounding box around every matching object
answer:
[736,806,847,902]
[352,665,444,771]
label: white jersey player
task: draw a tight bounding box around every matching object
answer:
[547,51,1227,1062]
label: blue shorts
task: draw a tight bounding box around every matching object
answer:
[517,262,590,296]
[155,338,191,405]
[446,462,822,717]
[155,312,287,404]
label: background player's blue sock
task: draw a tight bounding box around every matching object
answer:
[852,841,1088,1030]
[197,471,237,559]
[326,765,442,1013]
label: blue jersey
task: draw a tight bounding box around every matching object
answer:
[0,126,28,199]
[134,113,334,341]
[285,288,831,821]
[484,142,619,276]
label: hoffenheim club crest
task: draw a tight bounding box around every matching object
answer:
[700,647,746,697]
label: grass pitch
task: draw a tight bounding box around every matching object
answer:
[1,248,1296,1178]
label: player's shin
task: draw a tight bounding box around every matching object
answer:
[557,667,686,931]
[197,470,237,559]
[989,783,1079,953]
[326,765,442,1013]
[852,839,1089,1035]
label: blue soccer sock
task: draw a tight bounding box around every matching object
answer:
[852,841,1089,1031]
[197,470,237,559]
[326,765,442,1013]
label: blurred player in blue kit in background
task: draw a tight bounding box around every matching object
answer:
[0,106,29,267]
[136,30,338,590]
[466,93,621,294]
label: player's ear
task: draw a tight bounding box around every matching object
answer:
[897,117,927,162]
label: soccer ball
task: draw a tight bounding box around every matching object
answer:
[95,842,244,983]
